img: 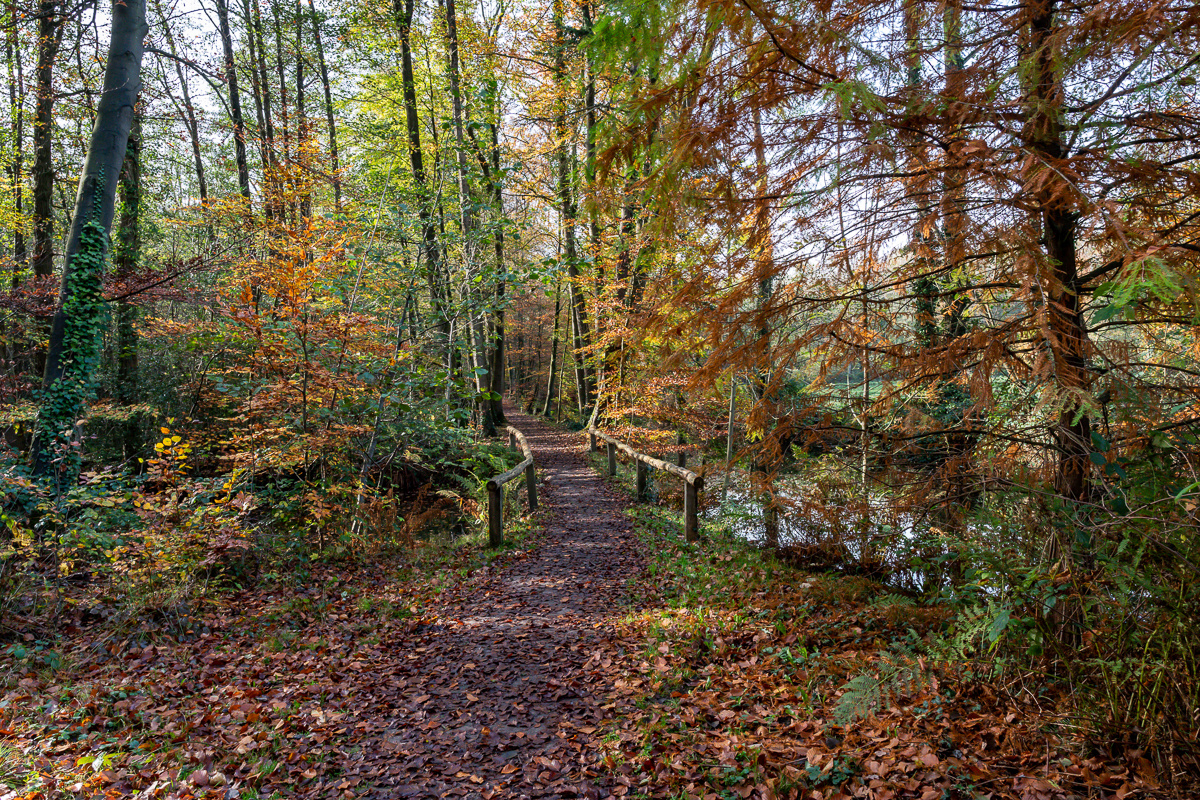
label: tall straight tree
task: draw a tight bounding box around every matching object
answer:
[31,0,61,283]
[155,0,207,204]
[215,0,251,203]
[307,0,340,209]
[394,0,448,362]
[552,0,594,411]
[6,1,26,274]
[444,0,496,434]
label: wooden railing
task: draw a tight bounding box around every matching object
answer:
[486,426,538,547]
[588,428,704,542]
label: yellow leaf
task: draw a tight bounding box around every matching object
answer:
[160,427,170,435]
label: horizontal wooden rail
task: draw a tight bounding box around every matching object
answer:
[588,428,704,542]
[486,426,538,547]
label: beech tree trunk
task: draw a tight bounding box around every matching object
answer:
[486,110,506,425]
[294,0,310,220]
[542,279,561,416]
[35,0,147,475]
[29,0,62,379]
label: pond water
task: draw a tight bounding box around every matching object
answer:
[700,472,985,595]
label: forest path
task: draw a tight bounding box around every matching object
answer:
[344,405,641,799]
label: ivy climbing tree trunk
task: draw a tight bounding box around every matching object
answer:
[33,0,147,487]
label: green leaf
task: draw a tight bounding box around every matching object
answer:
[987,608,1012,645]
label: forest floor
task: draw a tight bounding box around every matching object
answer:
[1,408,646,800]
[0,408,1179,800]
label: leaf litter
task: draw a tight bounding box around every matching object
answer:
[0,409,1181,799]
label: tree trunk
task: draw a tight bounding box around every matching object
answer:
[114,106,141,405]
[581,0,600,287]
[6,1,26,275]
[395,0,448,358]
[251,0,278,215]
[34,0,147,484]
[1025,0,1092,505]
[486,110,506,425]
[553,0,593,411]
[29,0,63,380]
[273,8,293,220]
[307,0,340,209]
[542,279,561,416]
[155,0,207,204]
[31,0,62,282]
[294,0,310,220]
[444,0,494,434]
[215,0,252,204]
[242,0,269,182]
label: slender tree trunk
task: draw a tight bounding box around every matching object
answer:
[114,107,141,404]
[542,279,561,416]
[553,0,593,411]
[307,0,340,209]
[395,0,448,358]
[444,0,494,434]
[581,0,600,289]
[904,0,937,349]
[32,0,62,281]
[486,111,506,424]
[6,2,26,275]
[215,0,252,203]
[294,0,310,220]
[114,105,141,459]
[941,0,968,341]
[242,0,269,177]
[28,0,62,379]
[251,0,277,214]
[273,8,293,220]
[155,0,208,205]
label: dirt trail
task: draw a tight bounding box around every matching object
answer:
[342,407,641,799]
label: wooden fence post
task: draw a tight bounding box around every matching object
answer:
[589,432,597,453]
[636,459,648,501]
[488,481,503,547]
[509,431,517,449]
[526,463,538,511]
[684,476,703,543]
[607,442,617,476]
